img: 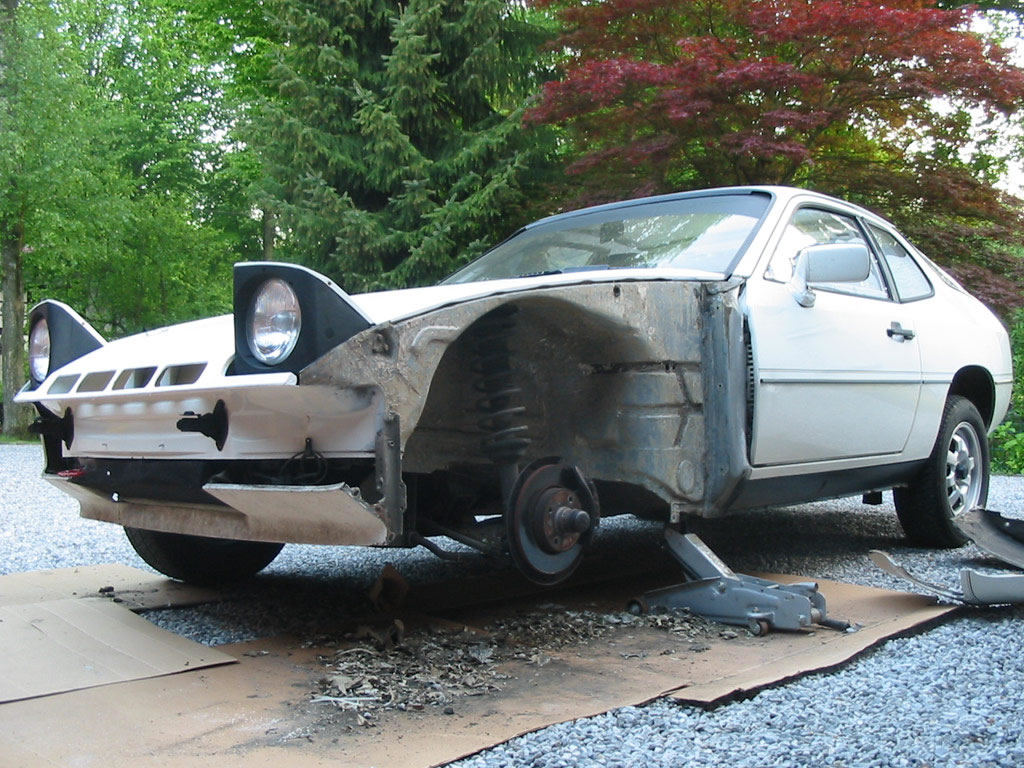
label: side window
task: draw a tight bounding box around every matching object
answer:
[766,208,890,300]
[869,224,932,302]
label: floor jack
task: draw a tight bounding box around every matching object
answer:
[628,527,853,636]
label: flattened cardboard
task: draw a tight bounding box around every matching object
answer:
[0,563,221,611]
[0,597,235,703]
[669,575,955,703]
[0,577,953,768]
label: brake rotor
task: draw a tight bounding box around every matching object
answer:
[505,458,599,585]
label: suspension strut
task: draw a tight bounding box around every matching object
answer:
[471,305,531,504]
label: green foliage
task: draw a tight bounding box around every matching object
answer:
[1,0,259,338]
[249,0,557,292]
[992,422,1024,475]
[992,310,1024,475]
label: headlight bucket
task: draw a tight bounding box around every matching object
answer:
[246,278,302,365]
[231,263,372,375]
[22,302,106,390]
[28,318,51,383]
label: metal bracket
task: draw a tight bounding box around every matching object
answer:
[954,508,1024,570]
[375,411,408,545]
[869,510,1024,606]
[629,528,851,635]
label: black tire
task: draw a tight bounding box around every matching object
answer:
[894,395,989,548]
[124,527,284,584]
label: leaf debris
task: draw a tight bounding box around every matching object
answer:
[313,606,713,723]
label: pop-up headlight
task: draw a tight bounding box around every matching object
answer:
[28,317,51,383]
[232,263,372,375]
[247,278,302,365]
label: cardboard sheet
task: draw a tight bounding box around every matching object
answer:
[0,563,221,611]
[670,576,954,702]
[0,576,954,768]
[0,597,235,704]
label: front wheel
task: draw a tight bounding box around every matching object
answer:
[124,527,284,585]
[894,395,989,548]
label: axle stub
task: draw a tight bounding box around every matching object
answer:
[506,458,599,585]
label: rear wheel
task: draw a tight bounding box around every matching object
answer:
[894,395,988,548]
[124,527,284,584]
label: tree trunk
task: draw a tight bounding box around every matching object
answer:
[1,0,29,435]
[262,206,276,261]
[1,217,30,435]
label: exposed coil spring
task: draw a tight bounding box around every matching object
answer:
[471,305,531,465]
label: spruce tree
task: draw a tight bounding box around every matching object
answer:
[251,0,552,291]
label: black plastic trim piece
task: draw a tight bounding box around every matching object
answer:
[231,262,373,376]
[729,460,925,511]
[176,399,229,451]
[32,404,75,472]
[26,301,106,389]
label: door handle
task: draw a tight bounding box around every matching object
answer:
[887,322,915,341]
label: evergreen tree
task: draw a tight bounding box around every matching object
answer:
[250,0,554,291]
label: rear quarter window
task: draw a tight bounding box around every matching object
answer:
[869,225,933,302]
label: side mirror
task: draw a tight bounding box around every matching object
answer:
[789,243,871,308]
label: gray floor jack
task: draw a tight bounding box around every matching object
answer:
[628,527,853,636]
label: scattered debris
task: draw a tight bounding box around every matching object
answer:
[312,606,714,724]
[870,550,1024,605]
[368,564,410,613]
[872,509,1024,606]
[955,509,1024,571]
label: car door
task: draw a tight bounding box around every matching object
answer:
[744,206,922,467]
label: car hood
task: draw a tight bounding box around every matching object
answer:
[349,267,723,325]
[25,267,723,392]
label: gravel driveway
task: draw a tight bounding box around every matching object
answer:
[2,443,1023,767]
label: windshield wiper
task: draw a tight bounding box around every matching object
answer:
[514,265,611,279]
[515,269,564,278]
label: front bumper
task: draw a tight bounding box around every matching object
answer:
[51,476,390,546]
[45,377,380,460]
[15,298,384,461]
[42,411,408,546]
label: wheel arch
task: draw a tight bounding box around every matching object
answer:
[402,291,661,471]
[948,366,995,428]
[401,281,710,512]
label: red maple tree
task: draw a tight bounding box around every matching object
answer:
[528,0,1024,313]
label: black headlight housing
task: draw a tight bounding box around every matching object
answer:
[231,262,372,376]
[24,301,106,391]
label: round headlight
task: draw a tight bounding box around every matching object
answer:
[29,318,51,382]
[247,278,302,365]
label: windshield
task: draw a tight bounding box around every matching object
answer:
[443,192,770,284]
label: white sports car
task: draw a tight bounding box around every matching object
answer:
[17,186,1013,585]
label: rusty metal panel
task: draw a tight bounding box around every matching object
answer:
[302,279,752,516]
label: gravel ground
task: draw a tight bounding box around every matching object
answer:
[2,442,1023,766]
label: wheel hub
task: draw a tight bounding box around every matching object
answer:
[532,488,591,553]
[505,459,599,585]
[946,423,982,515]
